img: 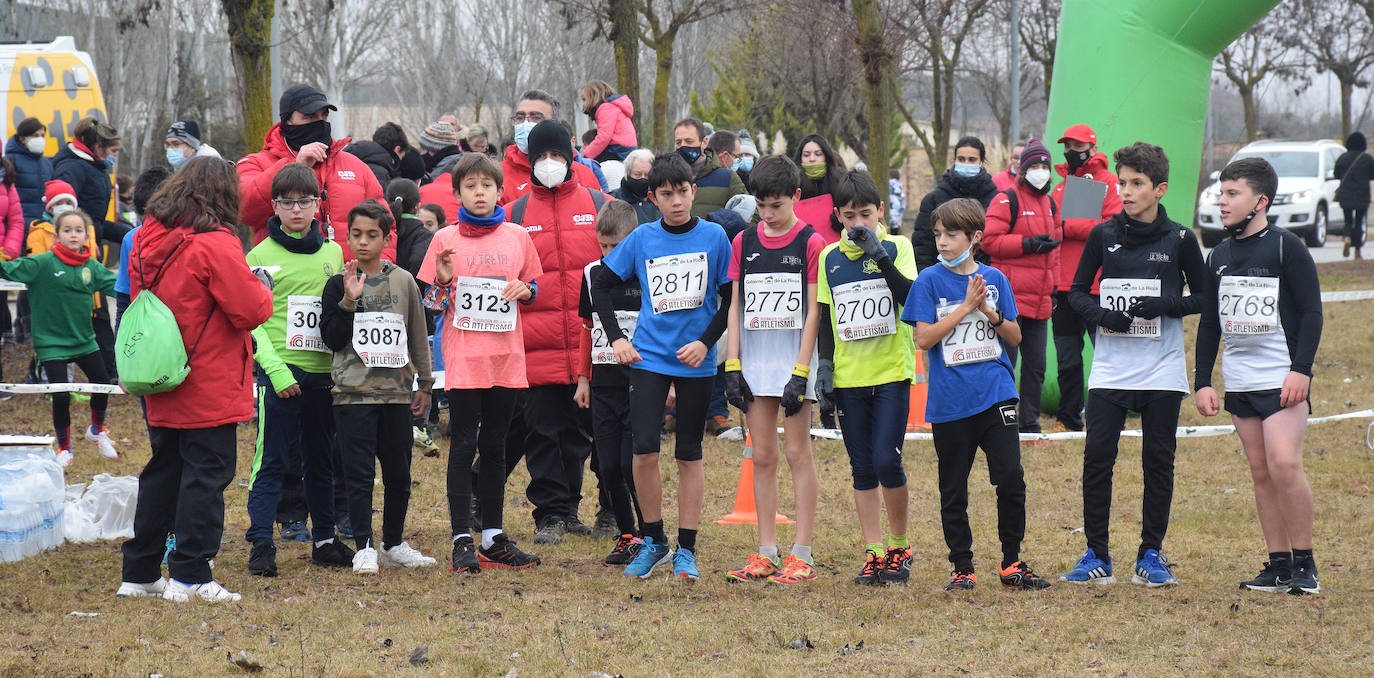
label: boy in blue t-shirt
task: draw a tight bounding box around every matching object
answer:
[902,198,1050,592]
[591,153,733,581]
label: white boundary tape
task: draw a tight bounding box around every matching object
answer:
[0,281,24,292]
[0,382,126,395]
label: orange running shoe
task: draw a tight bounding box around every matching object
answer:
[725,553,779,582]
[768,554,818,584]
[944,569,977,591]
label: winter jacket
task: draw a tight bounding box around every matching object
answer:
[237,123,388,262]
[799,167,845,240]
[343,139,397,186]
[1051,153,1120,292]
[582,94,637,161]
[319,260,433,406]
[423,145,461,174]
[577,151,610,191]
[911,168,1000,270]
[393,216,434,281]
[129,217,274,429]
[982,182,1062,320]
[0,184,22,259]
[0,247,114,362]
[418,179,460,227]
[1335,151,1373,208]
[5,135,53,225]
[511,180,604,386]
[690,151,747,219]
[52,141,113,241]
[426,150,464,184]
[610,186,661,224]
[991,167,1017,192]
[500,145,604,207]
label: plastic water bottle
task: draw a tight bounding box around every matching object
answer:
[0,445,66,563]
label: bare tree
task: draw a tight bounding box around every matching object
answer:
[1285,0,1374,139]
[638,0,739,149]
[1016,0,1058,106]
[968,1,1044,146]
[1214,10,1306,142]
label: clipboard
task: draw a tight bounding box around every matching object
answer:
[1061,175,1109,220]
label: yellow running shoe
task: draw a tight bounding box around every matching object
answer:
[725,553,779,582]
[768,554,818,584]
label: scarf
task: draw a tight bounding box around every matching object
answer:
[838,223,888,261]
[458,205,507,237]
[267,216,324,254]
[52,243,91,266]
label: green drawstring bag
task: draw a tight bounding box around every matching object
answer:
[115,235,212,395]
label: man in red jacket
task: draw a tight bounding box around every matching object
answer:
[237,84,388,262]
[1050,124,1121,432]
[499,90,602,206]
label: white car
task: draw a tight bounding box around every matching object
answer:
[1196,139,1346,248]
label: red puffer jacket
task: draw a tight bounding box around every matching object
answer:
[129,217,273,429]
[418,179,459,227]
[982,181,1062,320]
[500,145,603,206]
[1051,153,1120,292]
[514,181,603,386]
[237,124,388,262]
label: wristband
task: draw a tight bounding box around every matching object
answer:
[792,363,811,378]
[725,359,742,372]
[989,309,1005,327]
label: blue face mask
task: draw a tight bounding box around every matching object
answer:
[103,154,117,170]
[166,147,187,169]
[514,121,536,154]
[952,162,979,178]
[734,157,754,172]
[938,247,972,268]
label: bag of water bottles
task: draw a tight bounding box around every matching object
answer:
[63,474,139,542]
[0,441,67,563]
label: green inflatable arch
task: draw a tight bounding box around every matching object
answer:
[1028,0,1280,411]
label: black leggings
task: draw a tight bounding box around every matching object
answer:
[42,351,109,437]
[1344,206,1368,248]
[447,387,519,535]
[628,369,714,461]
[591,384,643,535]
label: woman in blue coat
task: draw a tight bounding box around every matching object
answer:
[5,117,53,227]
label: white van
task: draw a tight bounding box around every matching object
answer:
[1196,139,1346,248]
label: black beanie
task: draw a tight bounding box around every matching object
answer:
[1347,132,1367,153]
[526,120,573,165]
[397,146,427,181]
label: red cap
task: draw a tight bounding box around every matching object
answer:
[43,179,76,206]
[1057,124,1097,144]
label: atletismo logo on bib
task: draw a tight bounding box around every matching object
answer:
[288,335,327,351]
[951,345,999,363]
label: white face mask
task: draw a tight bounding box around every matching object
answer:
[25,136,46,154]
[51,203,75,217]
[1025,168,1051,190]
[533,158,567,188]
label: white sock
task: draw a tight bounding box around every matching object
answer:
[791,544,812,562]
[452,533,471,544]
[481,529,502,550]
[759,545,779,562]
[314,538,334,547]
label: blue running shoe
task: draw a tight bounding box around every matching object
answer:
[1058,548,1115,584]
[673,547,699,581]
[1132,549,1177,587]
[279,520,309,542]
[622,536,671,579]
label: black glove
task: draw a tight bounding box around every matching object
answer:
[1100,310,1134,333]
[724,360,753,413]
[781,368,809,418]
[1127,297,1175,320]
[848,226,888,261]
[1021,234,1061,254]
[814,359,835,417]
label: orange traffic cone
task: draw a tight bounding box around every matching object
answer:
[907,354,931,432]
[716,431,794,525]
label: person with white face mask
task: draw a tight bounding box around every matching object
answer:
[498,89,603,206]
[5,117,54,227]
[979,138,1062,434]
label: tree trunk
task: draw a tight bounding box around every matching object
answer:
[651,40,675,152]
[609,0,642,133]
[1339,76,1354,140]
[222,0,276,153]
[853,0,892,209]
[1239,83,1258,142]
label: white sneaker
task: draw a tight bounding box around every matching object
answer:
[162,579,241,603]
[84,426,118,459]
[116,578,168,598]
[379,542,437,568]
[55,448,73,467]
[353,546,379,574]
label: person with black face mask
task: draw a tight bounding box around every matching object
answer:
[610,149,661,224]
[237,84,388,263]
[673,117,746,219]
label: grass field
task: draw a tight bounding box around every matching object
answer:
[2,262,1373,677]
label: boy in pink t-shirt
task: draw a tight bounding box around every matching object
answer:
[419,154,543,574]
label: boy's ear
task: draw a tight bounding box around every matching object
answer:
[793,188,802,201]
[646,189,659,208]
[1154,181,1168,200]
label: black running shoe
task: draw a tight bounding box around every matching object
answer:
[944,570,977,591]
[564,514,593,536]
[311,539,355,568]
[247,541,277,577]
[604,534,643,565]
[590,509,618,540]
[479,534,541,569]
[450,536,479,574]
[1288,559,1320,595]
[1239,559,1292,593]
[531,517,566,545]
[878,547,912,585]
[852,551,884,586]
[999,561,1052,590]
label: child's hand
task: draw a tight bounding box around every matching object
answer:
[501,279,532,302]
[343,260,366,300]
[676,340,708,368]
[434,248,456,285]
[410,389,431,417]
[1195,386,1220,416]
[666,384,677,408]
[276,384,301,399]
[573,376,590,409]
[979,297,999,320]
[613,338,642,365]
[963,274,987,311]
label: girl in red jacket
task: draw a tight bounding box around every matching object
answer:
[117,157,274,604]
[980,139,1062,433]
[579,81,637,163]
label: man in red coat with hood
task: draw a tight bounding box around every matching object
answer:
[1050,123,1121,432]
[499,90,602,206]
[237,84,388,262]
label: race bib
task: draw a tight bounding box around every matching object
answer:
[831,279,895,341]
[451,276,516,332]
[591,311,639,365]
[286,295,329,353]
[1218,275,1279,335]
[743,272,803,330]
[1099,278,1161,338]
[936,304,1001,366]
[646,252,708,313]
[353,312,409,368]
